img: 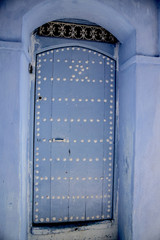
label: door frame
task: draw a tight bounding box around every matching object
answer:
[29,39,118,236]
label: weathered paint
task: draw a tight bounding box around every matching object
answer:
[0,0,160,240]
[31,221,118,240]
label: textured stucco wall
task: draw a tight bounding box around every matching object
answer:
[0,43,21,240]
[0,0,158,55]
[133,58,160,240]
[117,62,136,240]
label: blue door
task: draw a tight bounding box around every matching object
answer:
[33,46,115,224]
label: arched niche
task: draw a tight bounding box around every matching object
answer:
[21,1,136,239]
[22,0,135,52]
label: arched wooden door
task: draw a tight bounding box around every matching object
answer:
[33,46,115,224]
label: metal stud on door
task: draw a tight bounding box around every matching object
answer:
[33,46,115,224]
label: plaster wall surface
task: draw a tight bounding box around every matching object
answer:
[0,46,21,240]
[19,51,30,240]
[117,63,136,240]
[0,0,158,55]
[133,59,160,240]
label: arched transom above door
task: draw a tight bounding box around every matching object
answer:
[36,20,118,44]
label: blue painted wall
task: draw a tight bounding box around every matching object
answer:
[0,0,160,240]
[133,58,160,240]
[117,63,136,240]
[0,43,21,240]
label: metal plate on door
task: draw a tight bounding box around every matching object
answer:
[33,46,115,224]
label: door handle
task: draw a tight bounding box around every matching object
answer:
[52,138,65,142]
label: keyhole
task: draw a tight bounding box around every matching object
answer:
[69,149,71,155]
[38,96,42,100]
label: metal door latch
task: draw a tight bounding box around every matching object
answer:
[52,138,65,142]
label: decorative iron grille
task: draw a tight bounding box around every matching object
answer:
[37,21,117,44]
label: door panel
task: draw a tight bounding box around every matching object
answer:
[33,46,115,224]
